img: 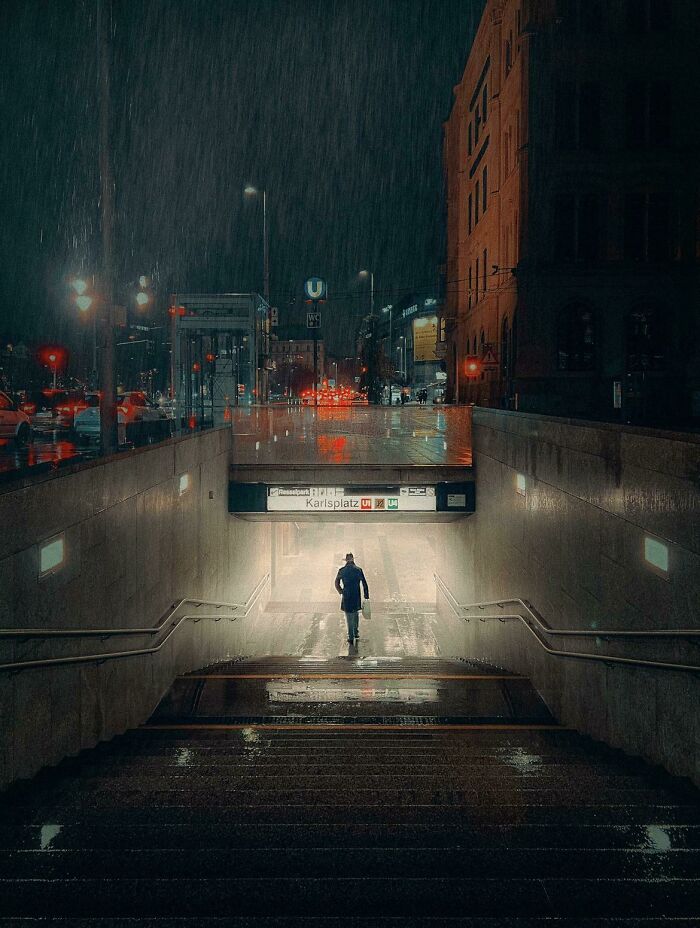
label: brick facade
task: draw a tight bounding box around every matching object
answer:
[443,0,700,425]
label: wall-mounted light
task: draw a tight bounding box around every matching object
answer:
[644,535,669,577]
[179,473,190,496]
[40,535,65,576]
[516,473,526,496]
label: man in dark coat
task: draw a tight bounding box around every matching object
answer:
[334,552,370,644]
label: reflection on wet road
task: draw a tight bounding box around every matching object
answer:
[231,405,473,466]
[0,432,95,479]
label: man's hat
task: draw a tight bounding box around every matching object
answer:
[345,553,354,561]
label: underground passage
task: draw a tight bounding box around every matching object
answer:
[0,406,698,923]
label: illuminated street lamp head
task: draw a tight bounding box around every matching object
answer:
[138,275,148,288]
[135,291,149,307]
[72,278,88,295]
[48,353,57,363]
[76,295,92,312]
[358,269,370,278]
[382,304,393,313]
[244,185,258,196]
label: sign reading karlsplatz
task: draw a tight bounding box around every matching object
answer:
[267,486,436,512]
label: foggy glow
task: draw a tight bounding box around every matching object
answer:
[179,473,190,496]
[76,294,92,311]
[71,278,87,295]
[516,473,526,496]
[135,291,149,306]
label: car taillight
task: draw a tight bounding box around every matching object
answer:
[117,405,128,415]
[56,405,71,414]
[19,403,36,414]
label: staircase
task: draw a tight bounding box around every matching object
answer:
[0,656,698,924]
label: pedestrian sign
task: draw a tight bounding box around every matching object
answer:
[388,498,398,510]
[306,312,321,329]
[270,307,278,327]
[304,277,327,301]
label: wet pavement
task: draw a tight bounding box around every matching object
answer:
[231,405,473,466]
[151,656,554,726]
[0,431,95,480]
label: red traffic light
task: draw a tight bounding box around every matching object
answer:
[36,344,68,369]
[192,362,201,373]
[205,352,216,363]
[464,356,481,377]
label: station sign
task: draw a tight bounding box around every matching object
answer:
[267,486,436,513]
[229,481,474,516]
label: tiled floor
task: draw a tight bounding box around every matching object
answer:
[231,405,473,466]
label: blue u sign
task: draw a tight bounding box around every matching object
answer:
[304,277,327,301]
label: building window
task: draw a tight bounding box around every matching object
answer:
[468,193,473,233]
[482,84,488,123]
[558,0,603,33]
[553,192,601,262]
[468,266,473,309]
[556,82,601,150]
[468,121,473,156]
[626,0,672,33]
[626,82,672,148]
[504,38,512,76]
[482,166,488,213]
[483,249,488,295]
[501,316,511,381]
[473,335,477,355]
[474,180,480,223]
[474,104,480,144]
[626,306,666,371]
[624,192,671,262]
[557,304,596,371]
[475,260,479,301]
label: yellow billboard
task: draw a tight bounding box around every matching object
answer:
[413,316,438,362]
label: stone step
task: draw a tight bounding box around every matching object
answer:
[0,876,698,919]
[0,917,694,928]
[3,785,678,811]
[3,822,699,852]
[2,846,698,880]
[3,803,699,828]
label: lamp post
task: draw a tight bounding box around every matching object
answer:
[359,270,377,403]
[244,186,269,304]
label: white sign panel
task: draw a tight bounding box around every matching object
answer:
[267,486,436,513]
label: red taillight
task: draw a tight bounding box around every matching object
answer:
[19,403,36,414]
[117,405,128,415]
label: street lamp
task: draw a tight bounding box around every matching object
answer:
[244,185,269,303]
[71,277,97,386]
[358,269,374,315]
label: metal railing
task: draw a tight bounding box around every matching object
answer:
[0,573,270,673]
[434,573,700,674]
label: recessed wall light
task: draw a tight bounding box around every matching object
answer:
[40,536,64,576]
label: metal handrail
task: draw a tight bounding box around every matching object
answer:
[434,573,700,674]
[0,573,271,673]
[0,595,257,640]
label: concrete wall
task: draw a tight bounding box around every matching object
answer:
[438,408,700,783]
[0,428,271,788]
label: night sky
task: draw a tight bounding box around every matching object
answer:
[0,0,482,356]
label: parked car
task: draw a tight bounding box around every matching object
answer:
[74,392,171,445]
[0,391,32,444]
[18,389,85,431]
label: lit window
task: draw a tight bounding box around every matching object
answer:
[40,536,64,576]
[516,474,526,496]
[179,473,190,496]
[644,536,669,575]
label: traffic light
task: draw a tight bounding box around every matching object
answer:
[464,356,481,378]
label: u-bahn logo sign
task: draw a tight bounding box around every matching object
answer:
[304,277,327,301]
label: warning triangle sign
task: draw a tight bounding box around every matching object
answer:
[482,343,498,366]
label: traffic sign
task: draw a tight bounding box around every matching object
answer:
[304,277,327,301]
[481,343,498,368]
[307,311,321,329]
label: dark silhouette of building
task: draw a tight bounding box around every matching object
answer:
[443,0,700,425]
